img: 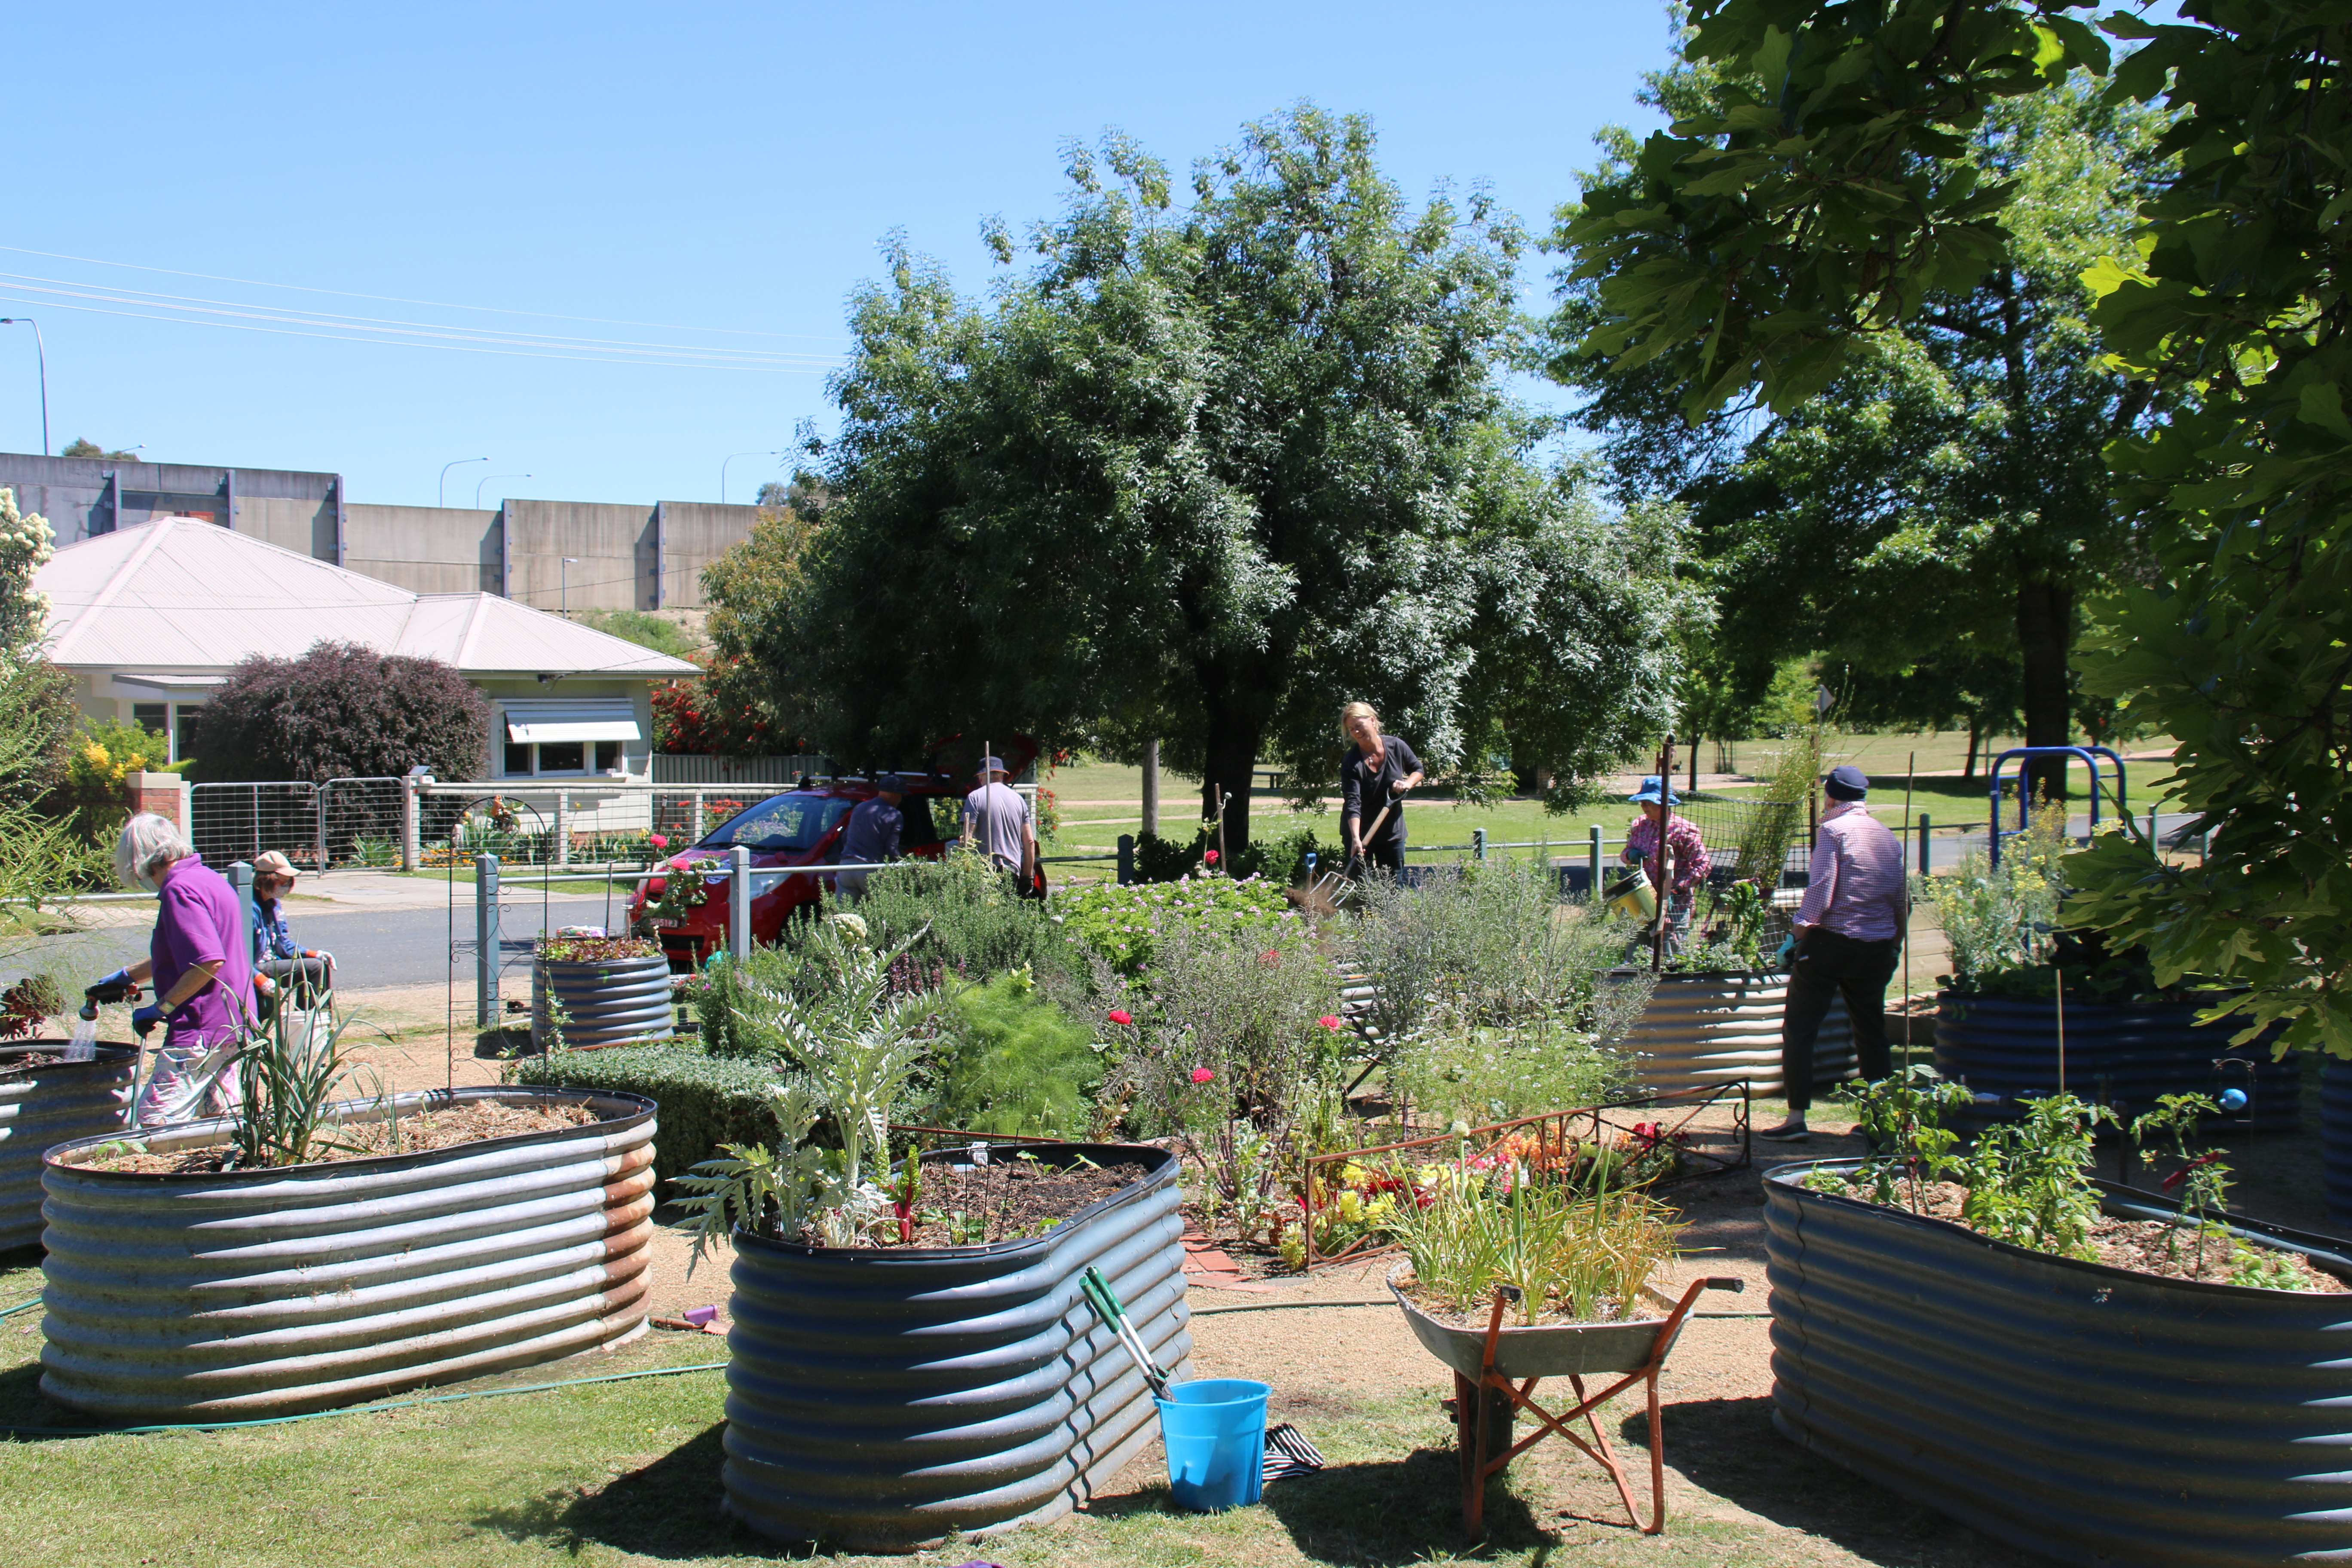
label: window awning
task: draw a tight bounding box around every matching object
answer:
[502,700,642,744]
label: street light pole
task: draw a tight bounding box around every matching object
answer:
[0,318,50,455]
[475,472,530,508]
[438,456,488,508]
[561,557,580,617]
[721,449,781,505]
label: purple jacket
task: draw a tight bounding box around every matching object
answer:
[151,854,254,1041]
[1795,802,1908,942]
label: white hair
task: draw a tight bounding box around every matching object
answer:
[113,812,193,892]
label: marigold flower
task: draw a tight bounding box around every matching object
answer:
[1191,1067,1215,1084]
[1107,1009,1133,1026]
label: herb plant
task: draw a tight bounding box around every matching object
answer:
[1390,1161,1682,1327]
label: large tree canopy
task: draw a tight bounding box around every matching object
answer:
[1560,0,2352,1055]
[737,107,1683,844]
[1552,71,2171,793]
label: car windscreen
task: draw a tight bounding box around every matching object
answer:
[700,794,853,852]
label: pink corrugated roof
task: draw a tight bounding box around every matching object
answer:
[37,518,700,679]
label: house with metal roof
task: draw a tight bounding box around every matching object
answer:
[35,516,701,782]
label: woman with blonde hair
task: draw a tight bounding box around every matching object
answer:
[92,812,254,1123]
[1338,701,1423,876]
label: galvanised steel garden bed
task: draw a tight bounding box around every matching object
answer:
[39,1085,656,1419]
[1763,1158,2352,1567]
[0,1041,135,1252]
[720,1141,1188,1553]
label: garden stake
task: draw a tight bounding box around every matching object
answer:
[1457,1274,1742,1539]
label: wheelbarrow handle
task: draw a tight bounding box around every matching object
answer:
[1703,1276,1745,1293]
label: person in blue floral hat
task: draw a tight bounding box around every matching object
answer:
[1622,775,1710,954]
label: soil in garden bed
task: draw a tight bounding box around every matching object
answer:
[70,1099,599,1174]
[892,1156,1134,1247]
[0,1049,65,1077]
[1392,1271,1650,1331]
[1848,1177,2350,1292]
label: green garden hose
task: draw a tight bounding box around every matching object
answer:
[0,1357,727,1439]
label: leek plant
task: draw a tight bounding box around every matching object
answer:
[1390,1160,1681,1327]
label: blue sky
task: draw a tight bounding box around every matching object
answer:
[2,3,1679,508]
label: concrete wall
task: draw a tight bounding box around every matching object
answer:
[653,501,758,609]
[0,451,338,544]
[1,451,758,606]
[343,504,501,594]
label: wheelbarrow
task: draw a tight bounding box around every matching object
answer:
[1388,1264,1743,1537]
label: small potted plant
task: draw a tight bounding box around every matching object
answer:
[1769,1066,2352,1565]
[675,917,1189,1554]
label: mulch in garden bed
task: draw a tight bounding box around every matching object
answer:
[72,1099,598,1174]
[892,1155,1134,1248]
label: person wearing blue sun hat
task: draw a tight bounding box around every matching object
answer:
[1621,774,1711,954]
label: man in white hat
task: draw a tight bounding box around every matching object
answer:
[961,755,1035,887]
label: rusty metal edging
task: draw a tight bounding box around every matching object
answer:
[38,1085,657,1420]
[1764,1159,2352,1567]
[720,1142,1189,1553]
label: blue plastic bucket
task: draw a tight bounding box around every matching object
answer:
[1156,1378,1270,1511]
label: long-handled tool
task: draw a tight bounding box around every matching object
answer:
[1339,799,1396,888]
[1081,1265,1170,1399]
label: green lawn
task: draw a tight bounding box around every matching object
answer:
[0,1250,2025,1568]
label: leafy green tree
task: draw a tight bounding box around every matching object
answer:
[193,641,489,783]
[732,107,1683,844]
[1552,69,2171,797]
[1557,0,2352,1054]
[58,438,138,461]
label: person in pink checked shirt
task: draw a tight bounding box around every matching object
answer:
[1761,764,1910,1142]
[1622,775,1711,956]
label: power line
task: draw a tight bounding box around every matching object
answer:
[0,243,850,343]
[0,271,837,366]
[0,292,833,375]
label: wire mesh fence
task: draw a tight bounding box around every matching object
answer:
[416,783,768,869]
[188,782,322,871]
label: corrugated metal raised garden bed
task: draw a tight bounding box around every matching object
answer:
[1610,970,1853,1096]
[38,1084,656,1419]
[720,1141,1189,1553]
[0,1040,135,1252]
[1763,1160,2352,1567]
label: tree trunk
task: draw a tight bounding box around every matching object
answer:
[1963,715,1981,781]
[1200,720,1263,861]
[2016,577,2076,801]
[1140,739,1159,839]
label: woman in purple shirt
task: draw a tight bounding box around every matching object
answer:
[105,812,255,1124]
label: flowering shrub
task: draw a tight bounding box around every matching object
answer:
[1060,874,1289,975]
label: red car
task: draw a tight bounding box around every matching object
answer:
[631,735,1042,971]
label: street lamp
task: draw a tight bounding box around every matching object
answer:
[474,472,530,508]
[721,449,782,505]
[437,457,489,508]
[561,557,580,617]
[0,318,50,455]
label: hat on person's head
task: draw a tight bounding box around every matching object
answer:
[977,756,1007,775]
[1626,775,1679,806]
[1824,764,1870,801]
[252,851,297,882]
[875,773,906,794]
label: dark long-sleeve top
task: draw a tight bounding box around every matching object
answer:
[1339,735,1422,839]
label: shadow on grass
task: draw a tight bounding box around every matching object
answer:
[1254,1442,1558,1566]
[1626,1396,2041,1568]
[472,1421,1556,1567]
[469,1422,787,1560]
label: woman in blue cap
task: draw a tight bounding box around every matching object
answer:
[1622,775,1711,952]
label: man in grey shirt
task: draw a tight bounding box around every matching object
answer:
[961,755,1035,885]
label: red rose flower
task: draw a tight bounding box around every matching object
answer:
[1204,850,1219,864]
[1318,1015,1341,1030]
[1191,1067,1215,1084]
[1107,1010,1133,1026]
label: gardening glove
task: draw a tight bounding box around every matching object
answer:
[130,1003,164,1038]
[85,968,133,1004]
